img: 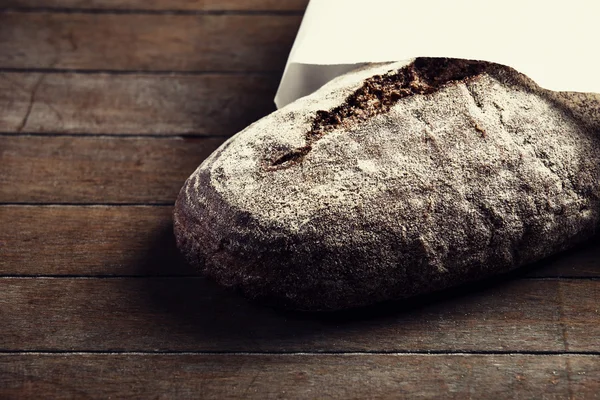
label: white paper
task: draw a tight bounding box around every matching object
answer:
[275,0,600,108]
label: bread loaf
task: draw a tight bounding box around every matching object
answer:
[174,58,600,311]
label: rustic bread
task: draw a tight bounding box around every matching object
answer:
[174,58,600,311]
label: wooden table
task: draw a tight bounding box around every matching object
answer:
[1,1,599,398]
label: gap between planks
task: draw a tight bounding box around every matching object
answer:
[0,202,175,206]
[1,350,600,356]
[0,69,282,75]
[0,8,305,16]
[0,133,232,139]
[0,276,596,281]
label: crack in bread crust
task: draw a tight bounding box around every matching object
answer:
[268,58,494,170]
[174,58,600,311]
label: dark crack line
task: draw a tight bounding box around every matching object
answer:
[17,74,46,133]
[266,58,494,170]
[242,371,261,397]
[557,282,570,353]
[565,356,575,400]
[465,81,485,109]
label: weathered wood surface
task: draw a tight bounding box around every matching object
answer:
[0,136,224,203]
[0,72,278,135]
[3,0,310,11]
[1,354,598,399]
[0,206,182,275]
[2,278,598,352]
[0,13,301,72]
[2,205,598,277]
[524,243,600,278]
[1,0,599,398]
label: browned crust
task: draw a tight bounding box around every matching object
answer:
[174,167,516,311]
[173,58,600,311]
[267,58,504,170]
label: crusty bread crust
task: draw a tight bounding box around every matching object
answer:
[174,58,600,311]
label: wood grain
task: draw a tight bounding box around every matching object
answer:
[2,205,599,277]
[3,0,310,11]
[2,3,598,398]
[0,206,186,275]
[524,242,600,278]
[0,136,224,203]
[560,280,600,352]
[3,278,599,352]
[1,354,598,399]
[0,12,301,72]
[0,72,278,135]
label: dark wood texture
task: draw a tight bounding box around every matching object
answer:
[0,13,301,72]
[1,354,598,399]
[0,72,278,135]
[1,0,599,398]
[0,136,224,203]
[3,0,310,11]
[2,278,600,352]
[0,206,180,275]
[524,243,600,278]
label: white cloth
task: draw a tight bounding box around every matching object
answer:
[275,0,600,108]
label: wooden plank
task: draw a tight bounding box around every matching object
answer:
[0,206,189,276]
[0,72,278,135]
[2,205,599,277]
[0,12,300,72]
[1,354,598,399]
[1,278,590,352]
[560,280,600,351]
[0,136,224,203]
[524,241,600,278]
[3,0,310,11]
